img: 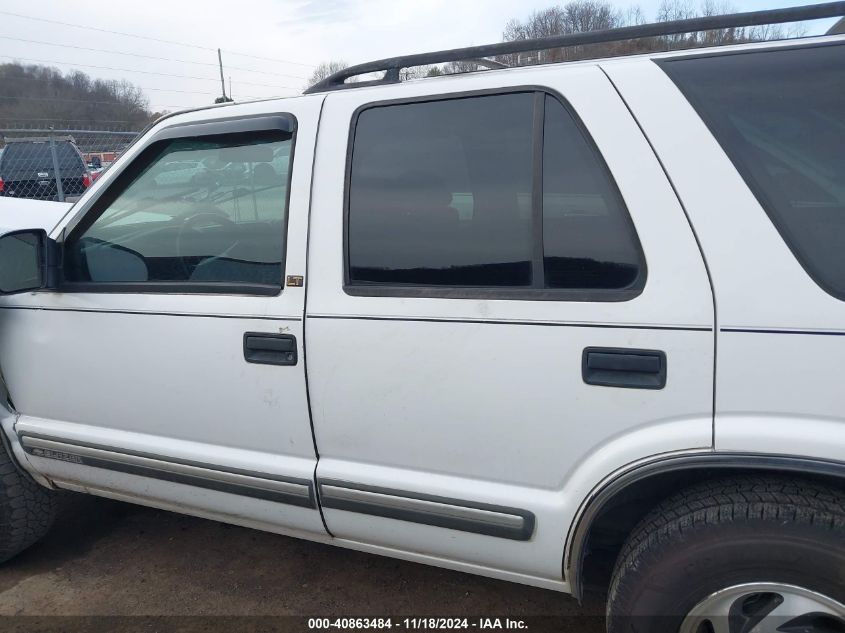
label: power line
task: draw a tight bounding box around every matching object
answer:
[0,10,315,69]
[0,35,310,80]
[0,95,132,105]
[222,49,315,68]
[142,87,265,99]
[0,117,140,124]
[0,55,301,90]
[0,74,266,98]
[1,88,280,107]
[0,94,194,109]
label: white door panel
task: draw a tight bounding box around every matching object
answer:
[307,67,712,328]
[604,50,845,465]
[308,318,712,489]
[0,96,327,536]
[1,310,311,454]
[715,332,845,462]
[310,322,712,582]
[307,65,714,581]
[600,57,845,331]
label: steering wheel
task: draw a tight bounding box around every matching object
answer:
[176,211,239,279]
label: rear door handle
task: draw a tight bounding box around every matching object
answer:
[582,347,666,389]
[243,333,297,366]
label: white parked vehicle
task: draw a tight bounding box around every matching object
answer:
[0,198,71,233]
[0,5,844,631]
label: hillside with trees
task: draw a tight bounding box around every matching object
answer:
[0,62,157,130]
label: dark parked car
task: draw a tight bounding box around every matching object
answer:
[0,137,91,201]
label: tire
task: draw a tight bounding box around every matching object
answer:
[0,440,57,563]
[606,476,845,633]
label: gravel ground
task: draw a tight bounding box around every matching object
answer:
[0,494,605,632]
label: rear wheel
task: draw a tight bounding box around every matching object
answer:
[606,476,845,633]
[680,582,845,633]
[0,440,57,563]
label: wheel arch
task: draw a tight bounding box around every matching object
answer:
[565,453,845,601]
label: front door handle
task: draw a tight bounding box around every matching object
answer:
[582,347,666,389]
[243,333,297,366]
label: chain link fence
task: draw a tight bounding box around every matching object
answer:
[0,128,139,202]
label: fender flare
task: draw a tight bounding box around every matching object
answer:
[565,452,845,600]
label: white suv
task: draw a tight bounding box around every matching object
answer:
[0,5,843,631]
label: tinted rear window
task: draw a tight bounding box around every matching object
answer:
[1,142,84,174]
[660,44,845,299]
[348,93,535,287]
[346,92,644,298]
[542,96,641,289]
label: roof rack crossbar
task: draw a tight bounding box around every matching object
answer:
[305,1,845,94]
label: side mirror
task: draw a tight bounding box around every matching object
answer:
[0,229,59,295]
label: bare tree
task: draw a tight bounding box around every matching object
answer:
[306,61,349,89]
[443,60,483,75]
[657,0,805,49]
[400,65,437,80]
[500,1,627,66]
[498,0,803,68]
[309,59,439,85]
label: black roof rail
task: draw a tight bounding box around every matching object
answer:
[304,1,845,94]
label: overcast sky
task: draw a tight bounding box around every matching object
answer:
[0,0,838,113]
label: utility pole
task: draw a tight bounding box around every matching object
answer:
[229,76,233,101]
[217,48,228,100]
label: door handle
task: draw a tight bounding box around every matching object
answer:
[582,347,666,389]
[243,333,297,366]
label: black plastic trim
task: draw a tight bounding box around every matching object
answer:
[530,92,546,289]
[151,115,293,142]
[581,347,667,389]
[305,2,845,93]
[0,229,54,295]
[566,452,845,600]
[58,112,298,297]
[341,86,646,302]
[58,281,282,296]
[319,479,535,541]
[20,433,316,509]
[243,332,298,365]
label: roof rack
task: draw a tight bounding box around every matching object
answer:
[305,1,845,94]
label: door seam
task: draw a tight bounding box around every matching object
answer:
[301,94,334,536]
[599,64,718,449]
